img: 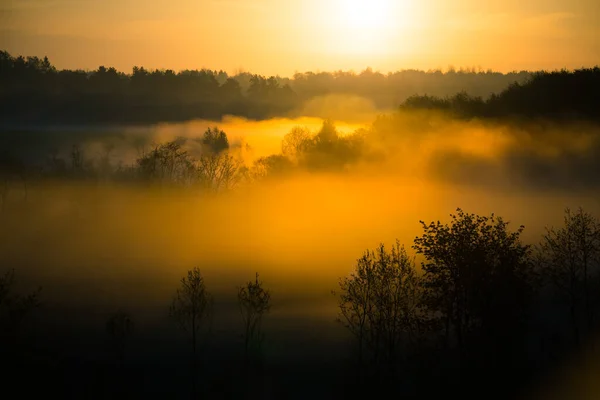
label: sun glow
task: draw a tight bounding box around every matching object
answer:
[323,0,402,56]
[339,0,391,30]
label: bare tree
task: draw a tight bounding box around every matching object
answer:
[238,273,271,364]
[136,140,196,186]
[170,267,213,398]
[0,177,8,214]
[0,269,41,338]
[196,152,243,192]
[334,241,424,379]
[538,207,600,345]
[106,310,134,367]
[135,134,245,192]
[281,126,312,163]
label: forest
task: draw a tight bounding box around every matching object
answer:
[1,51,600,399]
[0,50,531,124]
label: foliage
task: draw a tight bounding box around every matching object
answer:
[0,49,540,125]
[412,208,534,364]
[134,129,244,191]
[401,67,600,121]
[201,127,230,154]
[280,120,365,171]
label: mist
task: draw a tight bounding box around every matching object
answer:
[2,67,600,398]
[3,111,599,321]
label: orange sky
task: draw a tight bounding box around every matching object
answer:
[0,0,598,76]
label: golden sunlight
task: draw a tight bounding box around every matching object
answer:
[338,0,391,30]
[325,0,404,56]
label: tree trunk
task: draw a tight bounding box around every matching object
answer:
[192,318,197,399]
[570,303,580,348]
[583,248,592,334]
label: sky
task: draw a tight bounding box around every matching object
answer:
[0,0,598,76]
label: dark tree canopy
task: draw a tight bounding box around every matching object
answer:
[0,50,541,126]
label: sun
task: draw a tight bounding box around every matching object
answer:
[322,0,397,56]
[339,0,391,30]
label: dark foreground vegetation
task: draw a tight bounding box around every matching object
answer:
[3,205,600,399]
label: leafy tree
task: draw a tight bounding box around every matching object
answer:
[250,155,294,180]
[314,119,338,152]
[202,127,229,154]
[413,209,534,364]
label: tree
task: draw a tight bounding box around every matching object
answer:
[0,269,41,336]
[105,310,134,396]
[237,273,271,365]
[106,310,134,367]
[197,152,244,192]
[314,119,338,150]
[334,241,424,381]
[136,140,196,186]
[412,209,534,373]
[250,155,294,180]
[281,126,313,163]
[538,207,600,346]
[201,127,229,154]
[170,267,213,398]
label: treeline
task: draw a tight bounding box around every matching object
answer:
[0,50,531,125]
[0,122,367,201]
[401,67,600,122]
[334,207,600,397]
[2,112,600,210]
[4,207,600,398]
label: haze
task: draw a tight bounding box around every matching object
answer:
[1,0,599,75]
[2,2,600,398]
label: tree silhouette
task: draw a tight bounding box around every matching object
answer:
[197,151,244,192]
[106,310,134,367]
[538,207,600,346]
[201,127,230,154]
[170,267,213,398]
[237,273,271,365]
[2,49,559,125]
[136,140,196,186]
[413,208,534,376]
[400,67,600,121]
[105,310,134,397]
[0,269,41,337]
[281,126,312,163]
[250,155,294,180]
[334,241,424,383]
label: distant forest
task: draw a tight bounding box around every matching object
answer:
[403,67,600,122]
[0,50,533,125]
